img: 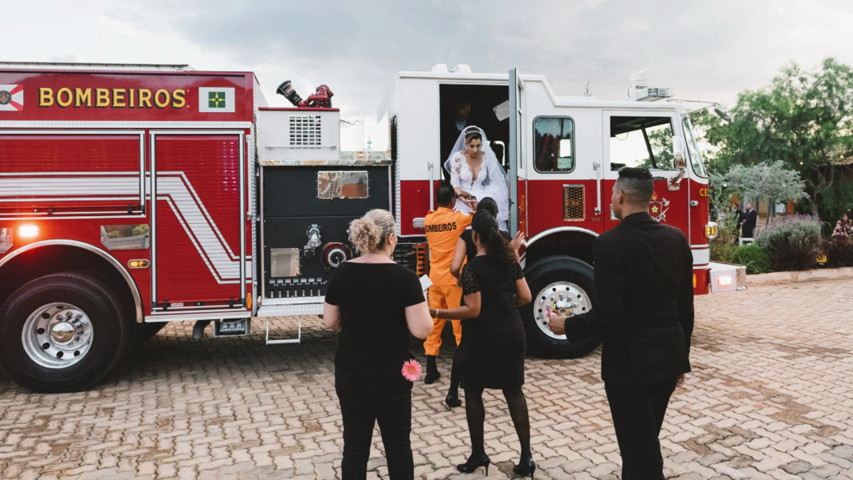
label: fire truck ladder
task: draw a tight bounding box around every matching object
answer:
[256,296,325,345]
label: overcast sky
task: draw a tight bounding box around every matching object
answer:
[4,0,852,149]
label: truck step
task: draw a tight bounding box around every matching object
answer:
[257,298,324,345]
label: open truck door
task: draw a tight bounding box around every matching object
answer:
[510,68,601,358]
[508,68,523,237]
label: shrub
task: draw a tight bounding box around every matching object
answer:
[756,214,821,271]
[822,237,853,267]
[709,212,740,263]
[710,236,738,263]
[732,244,772,274]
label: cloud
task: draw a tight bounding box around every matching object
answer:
[4,0,852,148]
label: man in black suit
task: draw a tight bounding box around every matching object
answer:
[548,167,694,479]
[441,99,474,164]
[741,202,758,238]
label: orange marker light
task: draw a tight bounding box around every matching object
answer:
[18,224,39,239]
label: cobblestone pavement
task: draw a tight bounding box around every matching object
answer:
[1,278,851,479]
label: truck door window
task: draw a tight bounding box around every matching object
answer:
[609,116,675,171]
[682,116,708,178]
[533,116,575,172]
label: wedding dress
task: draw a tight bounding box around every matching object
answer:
[444,126,509,230]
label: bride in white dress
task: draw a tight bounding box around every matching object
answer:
[444,126,510,230]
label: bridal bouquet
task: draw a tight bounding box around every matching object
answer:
[544,299,572,318]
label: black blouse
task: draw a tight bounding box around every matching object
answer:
[325,261,425,371]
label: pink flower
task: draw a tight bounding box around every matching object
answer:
[401,359,422,382]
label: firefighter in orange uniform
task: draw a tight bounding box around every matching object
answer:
[423,183,473,385]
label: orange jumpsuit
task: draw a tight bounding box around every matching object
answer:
[423,207,472,356]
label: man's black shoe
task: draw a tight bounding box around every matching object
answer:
[425,355,440,384]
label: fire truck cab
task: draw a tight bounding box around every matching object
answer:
[382,65,743,358]
[0,63,743,392]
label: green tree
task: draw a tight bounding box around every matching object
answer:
[710,161,809,222]
[706,58,853,216]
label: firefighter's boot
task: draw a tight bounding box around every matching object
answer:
[425,355,440,384]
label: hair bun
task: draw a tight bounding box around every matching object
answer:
[349,218,382,253]
[349,209,397,254]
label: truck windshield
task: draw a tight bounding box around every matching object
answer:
[682,116,707,178]
[609,115,676,171]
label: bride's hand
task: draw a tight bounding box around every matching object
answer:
[460,196,477,210]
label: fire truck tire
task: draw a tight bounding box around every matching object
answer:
[0,272,132,393]
[522,255,602,358]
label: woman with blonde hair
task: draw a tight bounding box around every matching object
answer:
[324,209,432,480]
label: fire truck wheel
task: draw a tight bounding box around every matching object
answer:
[522,255,602,358]
[0,272,132,393]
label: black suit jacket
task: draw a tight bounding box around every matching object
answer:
[742,209,758,237]
[564,212,694,387]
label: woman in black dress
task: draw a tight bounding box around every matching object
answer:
[450,197,524,279]
[430,210,535,478]
[324,209,433,480]
[445,197,524,411]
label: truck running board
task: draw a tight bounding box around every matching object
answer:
[256,298,324,345]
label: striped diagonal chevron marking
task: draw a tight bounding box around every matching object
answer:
[0,172,141,202]
[156,173,244,283]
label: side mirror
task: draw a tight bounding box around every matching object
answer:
[672,137,687,170]
[713,105,732,123]
[668,137,687,191]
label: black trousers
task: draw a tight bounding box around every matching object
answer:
[605,377,678,480]
[336,377,414,480]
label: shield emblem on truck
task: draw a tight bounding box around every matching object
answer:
[648,193,670,223]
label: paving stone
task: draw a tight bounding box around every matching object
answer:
[0,276,850,478]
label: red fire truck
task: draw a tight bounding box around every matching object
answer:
[0,63,743,392]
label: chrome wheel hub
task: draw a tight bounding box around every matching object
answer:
[532,281,592,340]
[50,322,76,344]
[22,303,93,369]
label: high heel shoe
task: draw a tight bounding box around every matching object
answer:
[513,457,536,479]
[445,392,462,409]
[456,452,490,475]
